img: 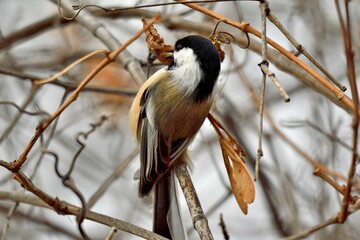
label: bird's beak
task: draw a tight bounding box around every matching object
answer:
[165,49,174,63]
[165,51,173,58]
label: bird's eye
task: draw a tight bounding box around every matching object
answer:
[175,43,183,51]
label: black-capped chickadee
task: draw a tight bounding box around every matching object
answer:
[129,35,221,239]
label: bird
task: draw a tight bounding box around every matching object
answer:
[129,35,221,239]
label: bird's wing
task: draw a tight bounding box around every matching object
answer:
[129,68,168,141]
[138,94,191,196]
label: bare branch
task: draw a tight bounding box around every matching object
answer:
[0,191,168,240]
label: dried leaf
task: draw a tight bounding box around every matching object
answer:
[209,35,225,62]
[208,113,255,214]
[142,17,173,65]
[220,140,255,214]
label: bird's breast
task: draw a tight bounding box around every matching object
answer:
[152,79,212,140]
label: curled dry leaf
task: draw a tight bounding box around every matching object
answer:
[208,113,255,214]
[208,20,227,62]
[141,17,173,65]
[209,35,225,62]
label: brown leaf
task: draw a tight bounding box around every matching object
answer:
[208,113,255,214]
[220,140,255,214]
[141,17,173,65]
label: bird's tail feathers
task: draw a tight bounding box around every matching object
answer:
[154,171,187,240]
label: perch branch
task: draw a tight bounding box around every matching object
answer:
[175,162,214,240]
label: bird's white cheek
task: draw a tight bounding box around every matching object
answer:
[174,47,197,65]
[171,48,203,97]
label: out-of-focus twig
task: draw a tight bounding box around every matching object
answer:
[282,120,355,155]
[86,147,139,210]
[0,67,137,96]
[0,204,82,240]
[53,0,147,86]
[219,213,230,240]
[0,100,49,117]
[8,14,160,172]
[0,14,70,50]
[283,198,360,240]
[43,115,110,240]
[0,84,40,143]
[0,202,18,240]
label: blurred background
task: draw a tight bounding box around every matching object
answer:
[1,0,360,239]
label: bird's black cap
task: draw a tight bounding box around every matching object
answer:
[174,35,221,102]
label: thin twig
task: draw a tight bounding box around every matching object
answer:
[255,0,268,181]
[67,116,111,239]
[34,49,109,85]
[260,64,290,102]
[57,0,259,21]
[313,168,340,192]
[105,227,118,240]
[30,90,70,180]
[334,0,359,224]
[313,168,357,203]
[256,71,265,182]
[263,0,346,92]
